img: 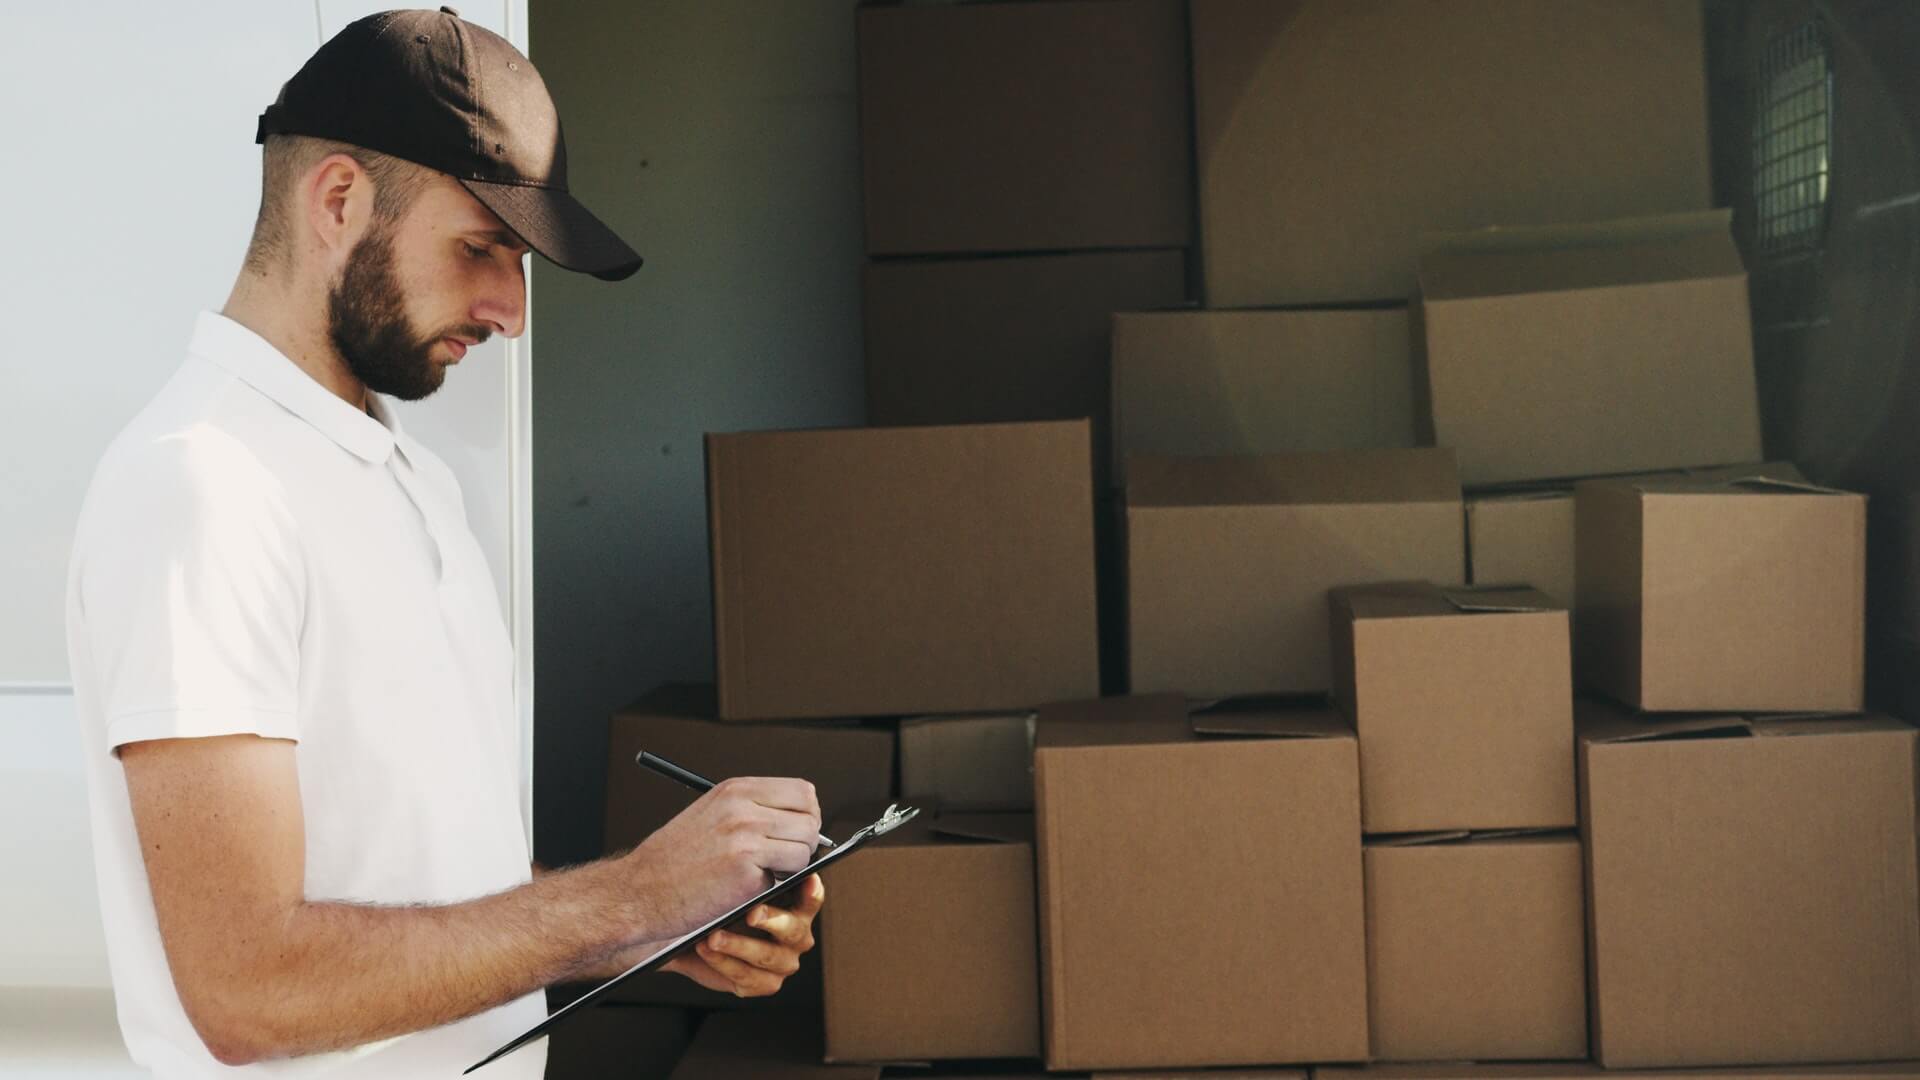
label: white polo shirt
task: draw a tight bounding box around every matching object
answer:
[65,312,545,1079]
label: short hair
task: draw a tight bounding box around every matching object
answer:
[242,135,435,274]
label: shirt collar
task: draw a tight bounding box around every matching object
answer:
[188,310,397,465]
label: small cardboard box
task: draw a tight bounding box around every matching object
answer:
[1109,307,1416,488]
[856,0,1190,256]
[1575,469,1866,712]
[1190,0,1710,307]
[1416,210,1761,486]
[708,421,1100,719]
[1364,832,1587,1062]
[864,251,1188,488]
[1034,695,1368,1069]
[821,812,1040,1063]
[1579,701,1920,1066]
[1317,1065,1920,1080]
[599,684,895,1008]
[1329,582,1573,833]
[544,1005,697,1080]
[1466,491,1575,608]
[668,1010,879,1080]
[898,712,1036,813]
[1125,448,1465,698]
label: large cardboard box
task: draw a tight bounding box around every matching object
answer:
[544,1005,697,1080]
[1329,583,1573,833]
[1416,210,1761,486]
[1110,307,1416,488]
[708,421,1100,719]
[1190,0,1710,306]
[599,685,893,1008]
[1579,702,1920,1066]
[821,812,1040,1063]
[1364,832,1587,1062]
[898,712,1035,813]
[1034,695,1367,1069]
[668,1010,880,1080]
[856,0,1190,256]
[864,251,1188,487]
[1318,1065,1920,1080]
[1466,491,1574,608]
[1125,449,1464,698]
[1575,469,1866,712]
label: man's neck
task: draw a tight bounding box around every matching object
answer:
[221,272,370,412]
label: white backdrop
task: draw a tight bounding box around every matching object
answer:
[0,0,532,990]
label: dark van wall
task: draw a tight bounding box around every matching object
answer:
[1709,0,1920,717]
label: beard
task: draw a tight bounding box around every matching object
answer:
[327,225,489,403]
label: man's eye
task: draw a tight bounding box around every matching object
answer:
[462,242,490,259]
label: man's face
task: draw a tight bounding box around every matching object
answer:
[327,178,529,402]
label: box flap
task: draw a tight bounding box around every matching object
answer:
[1576,698,1751,744]
[1033,693,1193,750]
[1440,584,1560,613]
[1189,696,1353,740]
[930,813,1034,846]
[1128,448,1460,508]
[1421,209,1743,300]
[1331,581,1558,619]
[1749,714,1915,739]
[1367,827,1568,848]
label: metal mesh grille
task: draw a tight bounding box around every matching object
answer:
[1752,17,1832,258]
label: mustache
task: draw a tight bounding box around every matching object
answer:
[434,324,494,347]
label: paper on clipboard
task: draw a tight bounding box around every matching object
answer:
[465,803,920,1074]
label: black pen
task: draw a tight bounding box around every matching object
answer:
[635,751,836,849]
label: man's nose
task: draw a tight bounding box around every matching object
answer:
[473,262,527,338]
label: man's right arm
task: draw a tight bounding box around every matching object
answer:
[120,732,819,1067]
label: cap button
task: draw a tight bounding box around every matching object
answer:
[440,5,460,16]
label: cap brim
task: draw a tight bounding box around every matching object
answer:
[459,178,643,282]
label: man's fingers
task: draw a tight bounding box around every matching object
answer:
[697,940,785,997]
[705,929,801,977]
[762,808,823,850]
[731,776,820,817]
[745,901,818,951]
[662,953,736,995]
[794,873,826,918]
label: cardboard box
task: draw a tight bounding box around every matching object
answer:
[708,421,1100,719]
[1579,701,1920,1066]
[821,812,1040,1063]
[1098,1073,1305,1080]
[1329,582,1573,833]
[856,0,1190,256]
[898,712,1036,813]
[1416,210,1761,486]
[600,684,895,1008]
[1364,832,1587,1062]
[543,1005,698,1080]
[1466,491,1575,608]
[1575,469,1866,712]
[1125,449,1465,698]
[1190,0,1710,306]
[668,1010,879,1080]
[1110,307,1416,488]
[1316,1065,1920,1080]
[864,251,1188,487]
[1034,695,1367,1068]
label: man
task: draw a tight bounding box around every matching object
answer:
[65,9,825,1076]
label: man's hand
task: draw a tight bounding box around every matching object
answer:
[618,777,822,941]
[582,874,826,997]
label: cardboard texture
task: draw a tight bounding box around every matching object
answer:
[863,251,1188,487]
[1363,833,1587,1061]
[1466,491,1575,608]
[1315,1066,1920,1080]
[820,812,1040,1063]
[1190,0,1710,306]
[856,0,1191,256]
[1033,695,1368,1069]
[542,1005,698,1080]
[1578,700,1920,1066]
[668,1010,880,1080]
[708,421,1100,719]
[1329,582,1574,832]
[1096,1072,1307,1080]
[1125,449,1465,697]
[898,712,1036,813]
[600,684,895,1008]
[1109,307,1416,488]
[1416,210,1762,486]
[1574,469,1866,712]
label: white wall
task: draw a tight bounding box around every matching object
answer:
[0,0,529,993]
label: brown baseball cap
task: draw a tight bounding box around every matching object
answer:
[257,6,641,281]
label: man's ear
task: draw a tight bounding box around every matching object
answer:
[303,152,372,264]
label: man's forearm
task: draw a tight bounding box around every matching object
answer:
[209,855,651,1064]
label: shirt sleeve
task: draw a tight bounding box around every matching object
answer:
[73,431,305,752]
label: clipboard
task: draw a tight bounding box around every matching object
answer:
[465,803,920,1074]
